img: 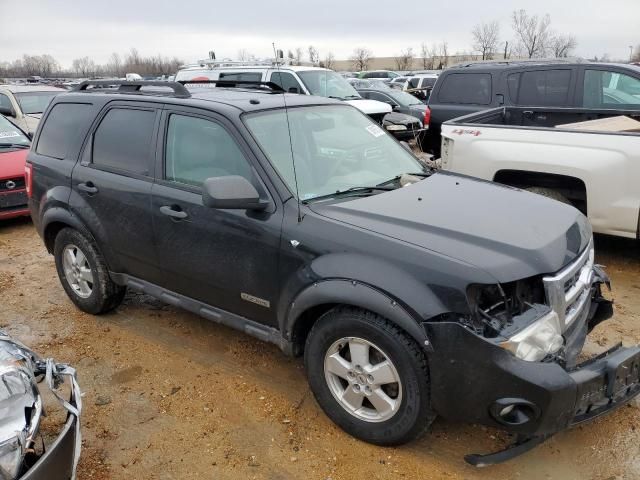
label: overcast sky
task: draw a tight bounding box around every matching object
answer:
[2,0,638,68]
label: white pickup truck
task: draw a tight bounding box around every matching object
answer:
[440,106,640,239]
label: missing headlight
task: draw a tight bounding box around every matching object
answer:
[467,278,546,337]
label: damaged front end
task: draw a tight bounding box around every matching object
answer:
[425,239,640,466]
[0,332,81,480]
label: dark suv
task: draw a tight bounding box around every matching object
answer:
[423,60,640,155]
[27,80,639,465]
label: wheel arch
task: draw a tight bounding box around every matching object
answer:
[493,169,588,214]
[283,280,430,357]
[42,207,93,254]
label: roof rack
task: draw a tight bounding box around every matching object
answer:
[180,58,290,69]
[453,57,584,68]
[178,79,284,92]
[74,80,191,98]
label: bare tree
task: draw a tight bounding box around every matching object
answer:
[293,47,304,66]
[323,52,336,70]
[420,43,429,69]
[106,52,122,77]
[438,42,449,69]
[472,21,500,60]
[350,47,373,71]
[394,47,414,71]
[511,9,552,58]
[237,49,252,62]
[631,44,640,63]
[72,56,96,77]
[550,34,577,58]
[307,45,319,66]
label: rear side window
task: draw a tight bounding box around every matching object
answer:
[437,73,491,105]
[92,108,156,175]
[517,70,572,107]
[270,72,303,93]
[36,103,93,159]
[219,72,262,82]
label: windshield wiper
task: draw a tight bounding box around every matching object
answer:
[344,95,361,99]
[303,185,395,203]
[0,143,29,149]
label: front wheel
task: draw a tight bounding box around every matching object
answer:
[304,307,434,445]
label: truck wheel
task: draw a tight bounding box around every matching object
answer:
[53,228,126,315]
[304,306,434,445]
[526,187,571,205]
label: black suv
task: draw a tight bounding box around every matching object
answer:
[423,60,640,155]
[27,80,639,465]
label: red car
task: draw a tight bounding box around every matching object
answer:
[0,115,30,220]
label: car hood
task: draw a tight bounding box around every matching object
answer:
[0,149,28,179]
[345,98,392,115]
[309,172,592,283]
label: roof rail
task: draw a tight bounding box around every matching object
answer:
[73,80,191,98]
[452,57,584,68]
[178,79,284,92]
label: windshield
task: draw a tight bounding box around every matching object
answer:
[244,105,424,201]
[298,70,361,100]
[388,90,423,106]
[14,91,60,114]
[0,116,30,147]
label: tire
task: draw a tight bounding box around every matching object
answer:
[53,228,125,315]
[304,306,434,446]
[525,187,571,205]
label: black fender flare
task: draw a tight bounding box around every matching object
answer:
[283,279,431,351]
[41,207,93,252]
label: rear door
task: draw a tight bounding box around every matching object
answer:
[150,107,283,326]
[70,101,162,282]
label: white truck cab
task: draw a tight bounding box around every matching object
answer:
[175,60,392,120]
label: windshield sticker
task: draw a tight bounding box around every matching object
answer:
[0,131,21,139]
[366,124,385,138]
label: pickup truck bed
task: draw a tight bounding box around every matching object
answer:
[440,107,640,239]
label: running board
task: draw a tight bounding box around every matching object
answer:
[110,273,290,352]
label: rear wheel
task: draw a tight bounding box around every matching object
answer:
[525,186,571,205]
[304,307,434,445]
[53,228,125,314]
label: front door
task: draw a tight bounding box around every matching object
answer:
[151,108,283,326]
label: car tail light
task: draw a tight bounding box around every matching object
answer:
[25,163,33,198]
[423,107,431,127]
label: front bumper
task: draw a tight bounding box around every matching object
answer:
[0,188,29,220]
[424,271,639,465]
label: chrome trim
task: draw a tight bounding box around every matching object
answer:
[543,240,595,331]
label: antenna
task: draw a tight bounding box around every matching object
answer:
[272,43,302,223]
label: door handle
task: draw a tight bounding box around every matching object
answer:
[160,205,188,220]
[77,182,98,194]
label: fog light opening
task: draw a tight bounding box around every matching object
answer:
[491,399,539,426]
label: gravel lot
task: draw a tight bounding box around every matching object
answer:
[1,217,639,480]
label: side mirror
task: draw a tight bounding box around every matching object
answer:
[202,175,268,211]
[0,106,15,117]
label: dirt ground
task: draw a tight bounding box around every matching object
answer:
[1,217,639,480]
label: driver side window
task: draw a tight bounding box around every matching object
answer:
[164,114,252,188]
[583,70,640,108]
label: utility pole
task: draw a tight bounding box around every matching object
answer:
[504,41,509,60]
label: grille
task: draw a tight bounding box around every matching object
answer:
[0,177,25,192]
[0,191,28,210]
[542,240,595,331]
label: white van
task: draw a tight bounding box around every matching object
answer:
[175,61,392,121]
